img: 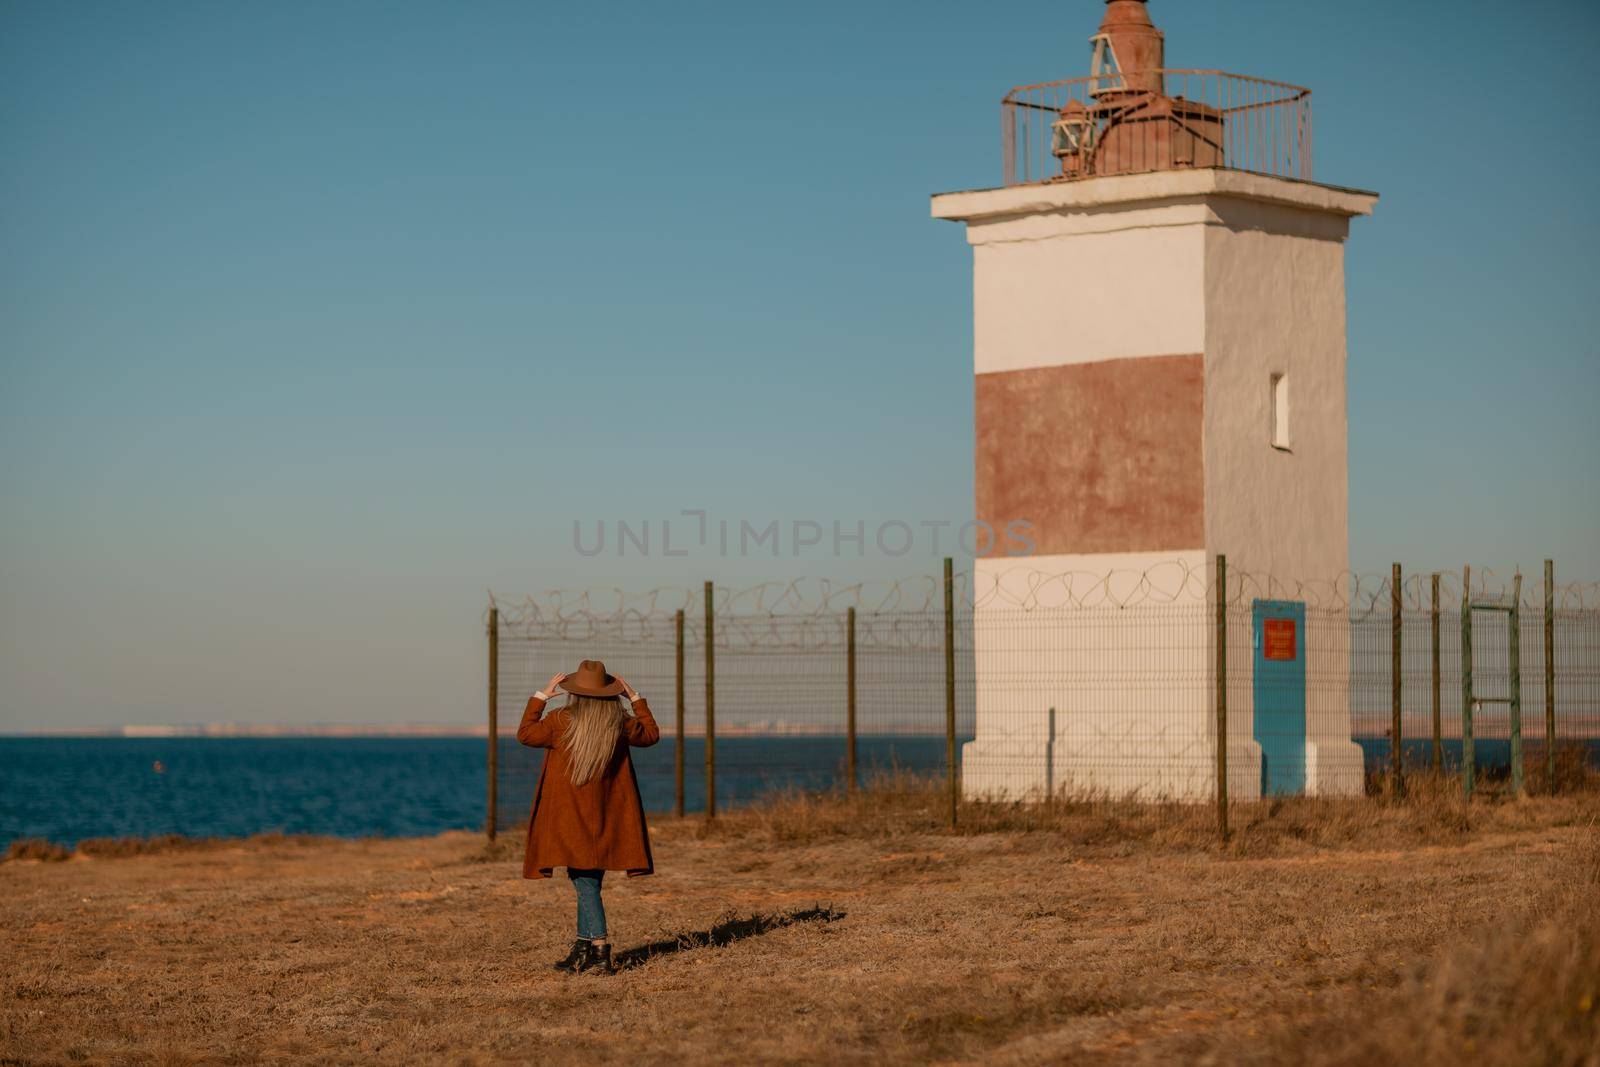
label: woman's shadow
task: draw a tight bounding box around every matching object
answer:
[614,906,845,971]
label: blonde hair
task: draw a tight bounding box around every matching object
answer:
[560,695,626,786]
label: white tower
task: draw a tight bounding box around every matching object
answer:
[934,0,1376,800]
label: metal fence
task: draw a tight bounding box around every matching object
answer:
[487,560,1600,840]
[1001,69,1312,187]
[491,572,976,834]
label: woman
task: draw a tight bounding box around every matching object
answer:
[517,658,660,975]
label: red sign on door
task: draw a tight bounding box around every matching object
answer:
[1264,618,1297,661]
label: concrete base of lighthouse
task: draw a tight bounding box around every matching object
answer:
[960,550,1263,802]
[956,548,1367,803]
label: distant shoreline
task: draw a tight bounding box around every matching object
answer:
[0,725,948,739]
[6,729,1598,741]
[3,726,490,738]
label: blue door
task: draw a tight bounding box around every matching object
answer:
[1252,599,1306,794]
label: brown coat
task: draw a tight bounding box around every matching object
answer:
[516,695,660,879]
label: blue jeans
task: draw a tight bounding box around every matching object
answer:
[568,868,606,939]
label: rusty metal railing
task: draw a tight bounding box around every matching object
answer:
[1001,70,1312,187]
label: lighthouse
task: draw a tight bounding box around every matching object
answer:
[934,0,1376,800]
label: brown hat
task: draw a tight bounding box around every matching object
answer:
[559,659,626,698]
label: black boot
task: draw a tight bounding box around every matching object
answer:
[577,941,615,975]
[553,939,587,973]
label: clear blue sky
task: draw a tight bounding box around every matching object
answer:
[3,0,1597,730]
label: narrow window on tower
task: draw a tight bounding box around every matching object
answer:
[1270,373,1291,451]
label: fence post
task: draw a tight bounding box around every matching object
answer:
[1461,565,1475,799]
[1509,572,1524,798]
[486,606,499,842]
[1430,573,1441,774]
[674,608,685,818]
[1045,706,1056,806]
[1544,559,1556,795]
[943,557,957,830]
[1391,562,1404,794]
[846,606,857,793]
[1215,554,1228,846]
[704,581,716,821]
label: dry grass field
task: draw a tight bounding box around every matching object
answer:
[3,782,1598,1066]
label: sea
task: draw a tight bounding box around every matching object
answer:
[0,735,958,848]
[1,736,1591,849]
